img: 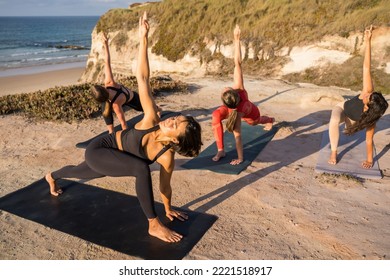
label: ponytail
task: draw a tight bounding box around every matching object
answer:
[90,85,112,119]
[102,100,112,118]
[226,110,238,132]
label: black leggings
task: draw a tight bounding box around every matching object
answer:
[51,134,156,219]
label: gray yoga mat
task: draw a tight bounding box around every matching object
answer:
[315,127,382,179]
[0,179,217,260]
[181,123,278,175]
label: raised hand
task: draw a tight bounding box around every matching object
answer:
[139,11,149,39]
[234,24,241,41]
[101,32,109,45]
[364,24,373,41]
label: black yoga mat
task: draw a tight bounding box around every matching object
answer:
[76,111,179,148]
[181,123,278,175]
[0,179,217,260]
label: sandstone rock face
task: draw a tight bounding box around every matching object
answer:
[80,25,390,83]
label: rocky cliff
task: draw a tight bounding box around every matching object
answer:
[80,1,390,93]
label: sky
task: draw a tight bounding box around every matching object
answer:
[0,0,157,16]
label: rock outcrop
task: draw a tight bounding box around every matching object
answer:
[80,20,390,84]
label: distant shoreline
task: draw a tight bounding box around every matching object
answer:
[0,61,86,78]
[0,64,85,96]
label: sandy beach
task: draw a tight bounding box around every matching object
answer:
[0,67,389,260]
[0,66,85,96]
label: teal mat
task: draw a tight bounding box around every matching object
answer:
[181,123,278,175]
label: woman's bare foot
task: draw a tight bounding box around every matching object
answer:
[263,118,275,131]
[328,151,337,165]
[45,173,63,196]
[212,150,226,161]
[148,217,183,242]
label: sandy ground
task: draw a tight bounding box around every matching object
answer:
[0,69,389,260]
[0,67,84,96]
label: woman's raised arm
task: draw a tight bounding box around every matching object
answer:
[102,33,116,87]
[233,25,244,90]
[136,12,159,124]
[361,25,374,97]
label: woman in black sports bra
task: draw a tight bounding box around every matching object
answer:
[90,32,143,133]
[327,25,388,168]
[45,12,202,243]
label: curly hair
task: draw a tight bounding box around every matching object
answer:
[170,115,203,157]
[344,92,388,135]
[90,85,112,118]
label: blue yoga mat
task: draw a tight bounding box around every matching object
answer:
[181,123,278,175]
[315,128,382,179]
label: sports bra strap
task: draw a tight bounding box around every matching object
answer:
[109,89,122,104]
[151,144,171,162]
[107,85,131,104]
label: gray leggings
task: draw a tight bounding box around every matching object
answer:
[328,101,354,152]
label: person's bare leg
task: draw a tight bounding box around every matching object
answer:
[45,173,63,196]
[212,150,226,161]
[328,150,337,165]
[148,217,183,242]
[328,103,345,165]
[263,117,275,131]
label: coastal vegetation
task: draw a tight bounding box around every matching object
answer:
[0,76,188,123]
[93,0,389,93]
[98,0,389,61]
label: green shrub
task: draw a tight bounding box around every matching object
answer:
[0,76,188,123]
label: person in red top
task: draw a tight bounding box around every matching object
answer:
[212,25,274,165]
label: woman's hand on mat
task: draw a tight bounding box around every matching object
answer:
[230,158,243,165]
[166,209,188,222]
[362,160,373,169]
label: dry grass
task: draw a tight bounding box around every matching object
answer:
[93,0,389,92]
[283,56,390,94]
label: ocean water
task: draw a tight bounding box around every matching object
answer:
[0,16,99,73]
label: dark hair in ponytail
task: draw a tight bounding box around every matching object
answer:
[221,89,241,132]
[226,110,238,132]
[91,85,112,118]
[221,89,240,109]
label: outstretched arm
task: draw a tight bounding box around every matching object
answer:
[363,124,375,168]
[361,25,374,97]
[112,103,128,131]
[158,154,188,221]
[233,25,244,90]
[136,12,159,125]
[102,33,116,87]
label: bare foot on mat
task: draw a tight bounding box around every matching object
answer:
[148,217,183,242]
[212,150,226,162]
[45,173,63,196]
